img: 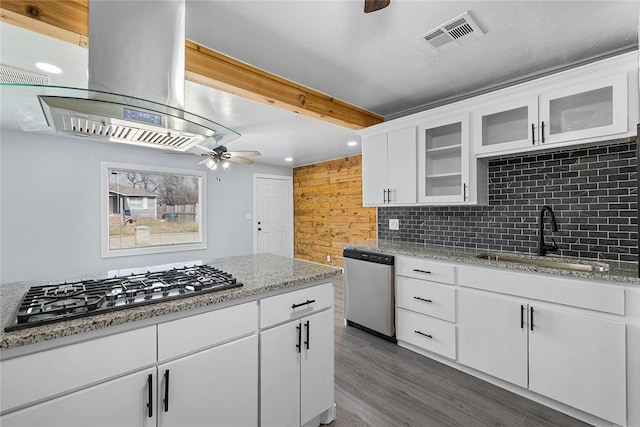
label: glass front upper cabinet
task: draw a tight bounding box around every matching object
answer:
[418,114,469,204]
[539,73,627,144]
[474,73,628,155]
[473,97,538,155]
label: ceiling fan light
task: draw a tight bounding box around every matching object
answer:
[222,160,231,170]
[204,157,219,170]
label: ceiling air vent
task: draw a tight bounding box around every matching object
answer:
[419,11,484,54]
[0,65,49,85]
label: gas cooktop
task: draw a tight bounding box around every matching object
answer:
[5,265,242,331]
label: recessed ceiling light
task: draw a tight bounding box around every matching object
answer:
[347,140,358,146]
[35,62,62,74]
[285,157,293,162]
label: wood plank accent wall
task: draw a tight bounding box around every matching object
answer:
[293,155,376,268]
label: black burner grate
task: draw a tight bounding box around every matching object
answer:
[6,265,242,331]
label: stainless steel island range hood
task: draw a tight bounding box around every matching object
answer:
[1,0,239,151]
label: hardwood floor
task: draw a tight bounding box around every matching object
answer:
[328,275,590,427]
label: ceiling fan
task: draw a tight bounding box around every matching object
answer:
[364,0,390,13]
[197,145,261,171]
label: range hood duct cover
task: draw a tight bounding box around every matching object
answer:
[6,0,241,150]
[88,0,185,108]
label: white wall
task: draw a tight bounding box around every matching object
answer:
[0,129,291,283]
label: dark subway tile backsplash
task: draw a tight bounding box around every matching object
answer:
[378,140,638,263]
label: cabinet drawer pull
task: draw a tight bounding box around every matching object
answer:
[414,330,433,339]
[296,323,302,353]
[292,299,316,309]
[412,269,432,274]
[413,296,432,303]
[304,320,310,350]
[147,373,153,418]
[163,369,170,413]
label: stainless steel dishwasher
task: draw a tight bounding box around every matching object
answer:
[343,249,395,341]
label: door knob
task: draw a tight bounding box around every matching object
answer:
[258,227,262,231]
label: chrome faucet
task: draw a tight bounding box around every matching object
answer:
[537,205,559,256]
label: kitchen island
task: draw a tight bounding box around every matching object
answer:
[0,253,341,427]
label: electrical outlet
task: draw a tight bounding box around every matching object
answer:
[326,254,331,263]
[389,219,400,230]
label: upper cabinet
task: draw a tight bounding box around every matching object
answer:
[473,96,539,155]
[361,127,417,206]
[539,73,627,144]
[358,50,637,207]
[474,64,632,157]
[417,114,470,204]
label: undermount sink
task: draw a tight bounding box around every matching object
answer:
[476,253,610,273]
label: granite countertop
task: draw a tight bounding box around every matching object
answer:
[344,240,640,285]
[0,253,341,350]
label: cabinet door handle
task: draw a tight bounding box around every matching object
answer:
[531,123,535,145]
[520,305,525,329]
[387,188,392,203]
[382,188,387,203]
[413,296,432,303]
[147,373,153,418]
[530,307,534,331]
[541,121,545,143]
[163,369,170,412]
[304,320,310,350]
[292,299,315,309]
[414,330,433,339]
[412,269,432,274]
[463,183,467,201]
[296,323,302,353]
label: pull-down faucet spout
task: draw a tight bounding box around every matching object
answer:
[537,205,559,256]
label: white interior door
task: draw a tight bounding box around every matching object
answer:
[254,174,293,257]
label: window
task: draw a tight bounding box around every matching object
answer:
[101,162,206,257]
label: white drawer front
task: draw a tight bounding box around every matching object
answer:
[396,256,455,284]
[158,301,258,361]
[260,282,333,329]
[0,326,156,412]
[396,276,456,322]
[397,309,456,360]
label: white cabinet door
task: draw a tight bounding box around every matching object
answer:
[539,73,628,145]
[458,288,528,388]
[386,127,416,204]
[300,309,334,426]
[529,307,626,426]
[158,335,258,427]
[1,368,156,427]
[361,133,388,206]
[361,127,416,206]
[260,321,301,427]
[417,114,470,204]
[473,96,539,155]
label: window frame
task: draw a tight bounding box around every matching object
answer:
[100,161,207,258]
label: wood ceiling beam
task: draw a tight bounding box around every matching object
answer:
[0,1,384,129]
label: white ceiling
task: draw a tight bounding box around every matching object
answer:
[1,1,638,168]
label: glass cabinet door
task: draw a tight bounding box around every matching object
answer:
[418,114,469,203]
[539,73,628,144]
[473,97,538,155]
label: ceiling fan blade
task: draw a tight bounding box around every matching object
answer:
[198,157,211,165]
[164,152,199,155]
[226,150,261,157]
[227,156,254,165]
[364,0,390,13]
